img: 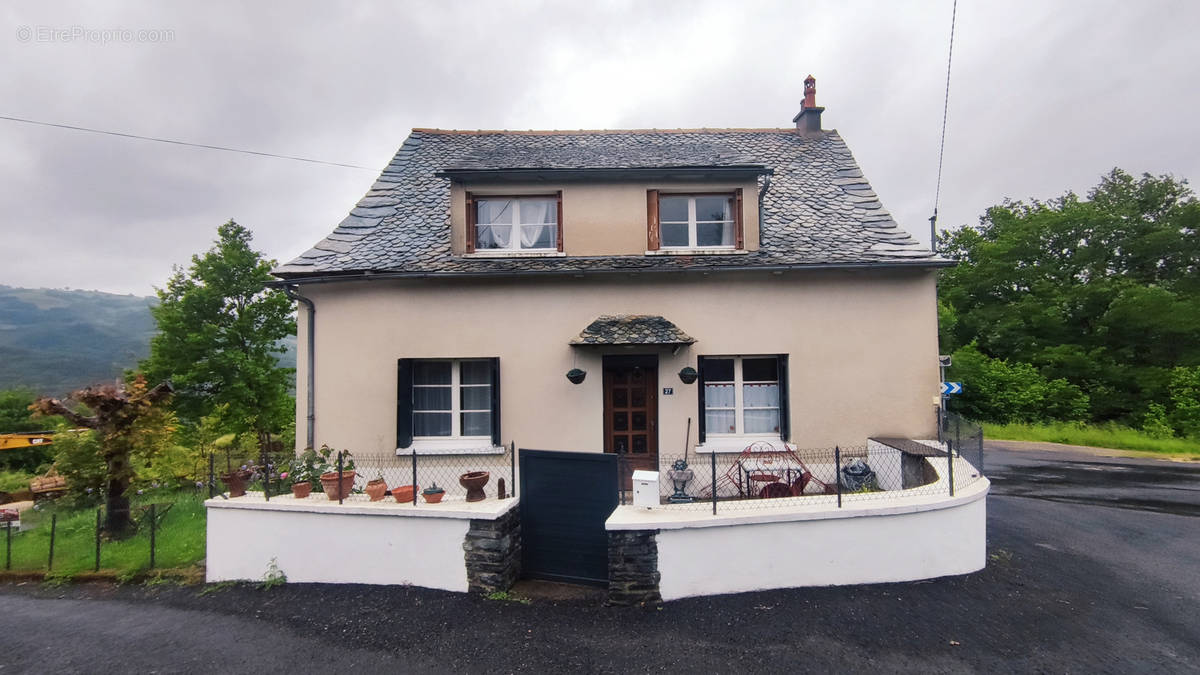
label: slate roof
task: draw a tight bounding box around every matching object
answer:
[570,315,696,346]
[275,127,948,279]
[443,136,762,171]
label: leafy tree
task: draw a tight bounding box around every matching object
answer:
[142,221,295,450]
[33,376,173,536]
[939,169,1200,425]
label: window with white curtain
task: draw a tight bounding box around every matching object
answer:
[703,356,780,435]
[475,197,557,251]
[412,359,493,438]
[660,194,736,248]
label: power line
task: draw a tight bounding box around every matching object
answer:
[930,0,958,252]
[0,114,377,171]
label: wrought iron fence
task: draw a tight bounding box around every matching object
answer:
[618,438,984,514]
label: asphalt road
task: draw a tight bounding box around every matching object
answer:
[0,444,1197,674]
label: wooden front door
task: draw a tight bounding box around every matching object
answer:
[603,360,658,484]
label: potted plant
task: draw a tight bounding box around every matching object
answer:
[392,483,418,503]
[287,448,322,499]
[422,482,446,504]
[221,467,253,498]
[316,445,356,501]
[365,470,388,501]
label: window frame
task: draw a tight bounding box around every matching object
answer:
[697,354,790,446]
[647,188,744,252]
[411,359,494,441]
[466,191,564,254]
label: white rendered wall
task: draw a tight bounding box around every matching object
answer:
[206,502,474,591]
[653,489,986,600]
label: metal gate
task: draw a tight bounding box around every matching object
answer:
[519,449,618,585]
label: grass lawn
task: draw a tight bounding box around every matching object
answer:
[983,421,1200,458]
[4,491,207,578]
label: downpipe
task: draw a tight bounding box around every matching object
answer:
[283,285,315,450]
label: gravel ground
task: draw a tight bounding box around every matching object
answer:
[0,445,1197,674]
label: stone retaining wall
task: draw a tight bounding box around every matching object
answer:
[464,506,521,593]
[607,529,661,605]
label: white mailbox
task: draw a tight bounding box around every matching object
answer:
[632,470,659,508]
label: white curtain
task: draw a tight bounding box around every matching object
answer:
[518,199,556,248]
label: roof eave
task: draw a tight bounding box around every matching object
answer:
[269,257,957,286]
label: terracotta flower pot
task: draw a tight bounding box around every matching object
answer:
[221,470,252,498]
[392,484,417,503]
[459,471,489,502]
[291,481,312,499]
[320,470,357,501]
[365,479,388,502]
[422,490,445,504]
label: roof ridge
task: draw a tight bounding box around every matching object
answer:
[411,127,806,136]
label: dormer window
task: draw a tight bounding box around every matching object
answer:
[466,192,563,253]
[647,189,744,252]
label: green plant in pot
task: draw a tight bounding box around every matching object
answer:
[422,482,446,504]
[287,448,324,499]
[315,445,356,500]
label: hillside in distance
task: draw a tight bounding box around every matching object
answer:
[0,285,296,396]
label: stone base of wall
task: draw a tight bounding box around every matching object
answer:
[608,529,661,605]
[464,507,521,593]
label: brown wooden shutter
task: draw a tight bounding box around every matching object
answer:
[647,189,660,251]
[465,191,476,254]
[734,187,744,250]
[556,190,564,253]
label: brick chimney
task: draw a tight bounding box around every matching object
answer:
[792,75,824,135]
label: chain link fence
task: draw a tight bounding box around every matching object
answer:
[618,435,984,514]
[212,445,518,505]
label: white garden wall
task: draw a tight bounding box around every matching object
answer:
[608,456,988,601]
[206,494,517,591]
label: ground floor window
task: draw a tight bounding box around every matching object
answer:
[398,358,500,448]
[699,355,789,440]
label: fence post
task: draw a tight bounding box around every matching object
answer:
[149,503,157,569]
[510,441,516,498]
[410,448,418,505]
[835,446,842,508]
[710,451,717,515]
[95,508,102,572]
[47,513,57,570]
[5,522,10,571]
[978,431,985,476]
[947,441,956,497]
[263,447,270,502]
[208,453,215,499]
[337,451,344,505]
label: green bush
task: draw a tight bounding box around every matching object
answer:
[948,343,1090,424]
[1169,366,1200,438]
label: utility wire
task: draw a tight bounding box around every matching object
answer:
[0,114,377,171]
[930,0,958,252]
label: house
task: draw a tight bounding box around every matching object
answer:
[273,77,949,463]
[216,77,984,600]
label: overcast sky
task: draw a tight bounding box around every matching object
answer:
[2,0,1197,296]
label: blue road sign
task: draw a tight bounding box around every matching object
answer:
[941,382,963,395]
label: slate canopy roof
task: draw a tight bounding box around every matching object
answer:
[274,126,950,280]
[570,315,696,346]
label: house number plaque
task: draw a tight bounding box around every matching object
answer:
[662,387,674,395]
